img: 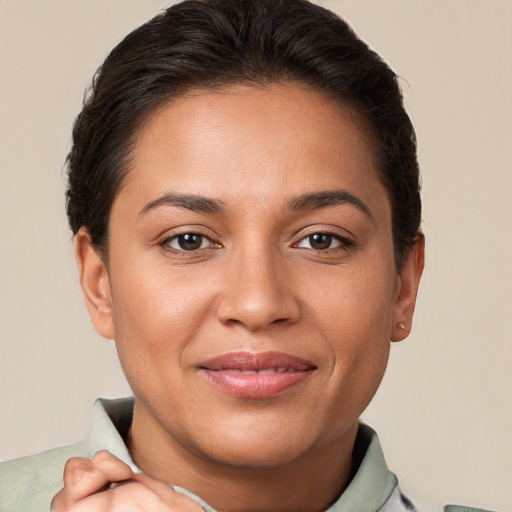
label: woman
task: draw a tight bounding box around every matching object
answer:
[0,0,495,511]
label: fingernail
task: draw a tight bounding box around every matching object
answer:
[73,467,84,484]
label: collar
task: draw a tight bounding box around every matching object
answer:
[88,397,397,512]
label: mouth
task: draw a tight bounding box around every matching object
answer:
[198,351,316,398]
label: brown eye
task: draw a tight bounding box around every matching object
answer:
[167,233,207,251]
[308,233,332,250]
[296,232,348,251]
[178,234,202,250]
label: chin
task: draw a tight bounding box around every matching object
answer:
[190,414,324,469]
[205,439,308,469]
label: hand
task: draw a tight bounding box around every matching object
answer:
[51,450,203,511]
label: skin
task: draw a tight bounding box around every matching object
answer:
[51,451,202,511]
[63,83,424,511]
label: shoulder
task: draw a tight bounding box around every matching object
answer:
[0,439,89,512]
[0,398,135,512]
[382,487,498,512]
[443,506,499,512]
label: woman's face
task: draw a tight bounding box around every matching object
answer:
[78,83,422,469]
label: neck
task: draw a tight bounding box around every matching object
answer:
[127,402,358,512]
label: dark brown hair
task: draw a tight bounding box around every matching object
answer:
[66,0,421,268]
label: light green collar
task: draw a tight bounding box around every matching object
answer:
[91,397,397,512]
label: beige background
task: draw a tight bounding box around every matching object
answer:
[0,1,510,510]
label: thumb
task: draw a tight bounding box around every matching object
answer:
[133,473,205,511]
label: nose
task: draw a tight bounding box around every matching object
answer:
[216,246,301,331]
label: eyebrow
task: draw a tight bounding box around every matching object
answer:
[138,193,225,217]
[138,189,371,219]
[288,189,372,218]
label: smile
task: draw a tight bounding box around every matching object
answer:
[198,351,316,398]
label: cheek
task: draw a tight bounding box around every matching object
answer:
[308,256,396,402]
[307,254,397,339]
[108,260,217,376]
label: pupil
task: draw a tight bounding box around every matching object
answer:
[310,233,331,250]
[179,234,202,250]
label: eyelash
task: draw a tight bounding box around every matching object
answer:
[159,230,354,254]
[293,232,355,252]
[159,232,220,253]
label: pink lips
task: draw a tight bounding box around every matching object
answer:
[198,351,316,398]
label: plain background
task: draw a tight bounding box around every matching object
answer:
[0,1,510,510]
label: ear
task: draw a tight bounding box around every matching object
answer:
[74,228,115,340]
[391,233,425,342]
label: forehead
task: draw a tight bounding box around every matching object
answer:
[120,83,388,217]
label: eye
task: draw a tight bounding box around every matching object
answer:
[164,233,213,251]
[296,233,348,251]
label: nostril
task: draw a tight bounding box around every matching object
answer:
[216,272,301,330]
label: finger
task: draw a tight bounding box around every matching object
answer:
[89,450,135,483]
[74,451,134,497]
[56,456,106,507]
[56,480,204,512]
[133,474,204,511]
[52,452,135,510]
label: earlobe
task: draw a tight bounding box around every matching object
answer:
[74,228,115,340]
[391,233,425,342]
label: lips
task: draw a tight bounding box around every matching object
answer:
[198,351,316,398]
